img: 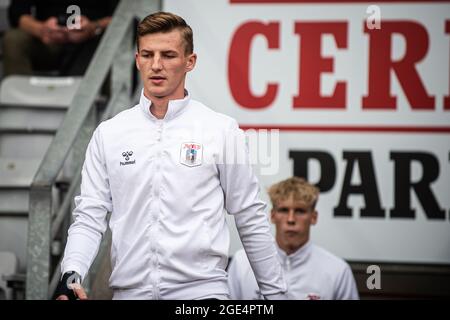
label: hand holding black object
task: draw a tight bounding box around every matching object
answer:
[53,271,87,300]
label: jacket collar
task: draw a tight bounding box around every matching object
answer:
[277,240,312,267]
[139,89,191,121]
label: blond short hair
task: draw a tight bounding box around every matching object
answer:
[136,11,193,54]
[268,177,319,210]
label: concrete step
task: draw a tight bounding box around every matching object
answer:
[0,157,35,273]
[0,217,28,273]
[0,157,41,214]
[0,103,66,132]
[0,132,54,158]
[0,157,41,188]
[0,76,82,107]
[0,157,63,274]
[0,157,69,211]
[0,189,30,215]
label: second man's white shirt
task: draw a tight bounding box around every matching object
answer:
[228,241,359,300]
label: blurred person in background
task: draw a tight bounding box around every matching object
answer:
[2,0,118,76]
[228,177,359,300]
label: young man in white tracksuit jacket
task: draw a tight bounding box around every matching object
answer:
[55,12,287,300]
[228,177,359,300]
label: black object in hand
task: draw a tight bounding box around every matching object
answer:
[53,271,81,300]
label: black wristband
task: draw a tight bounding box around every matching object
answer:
[53,271,82,300]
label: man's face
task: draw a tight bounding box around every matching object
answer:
[135,30,196,101]
[271,195,318,254]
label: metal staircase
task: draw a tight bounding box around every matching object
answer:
[0,0,161,300]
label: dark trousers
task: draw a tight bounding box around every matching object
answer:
[2,28,100,77]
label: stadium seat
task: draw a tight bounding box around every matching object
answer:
[0,251,18,300]
[0,75,82,106]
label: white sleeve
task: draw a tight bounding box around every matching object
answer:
[218,120,287,299]
[227,254,244,300]
[227,250,263,300]
[335,264,360,300]
[61,124,113,280]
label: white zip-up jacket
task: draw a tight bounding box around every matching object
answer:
[228,241,359,300]
[61,90,287,299]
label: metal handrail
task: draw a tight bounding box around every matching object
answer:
[47,84,144,298]
[50,82,127,239]
[26,0,160,300]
